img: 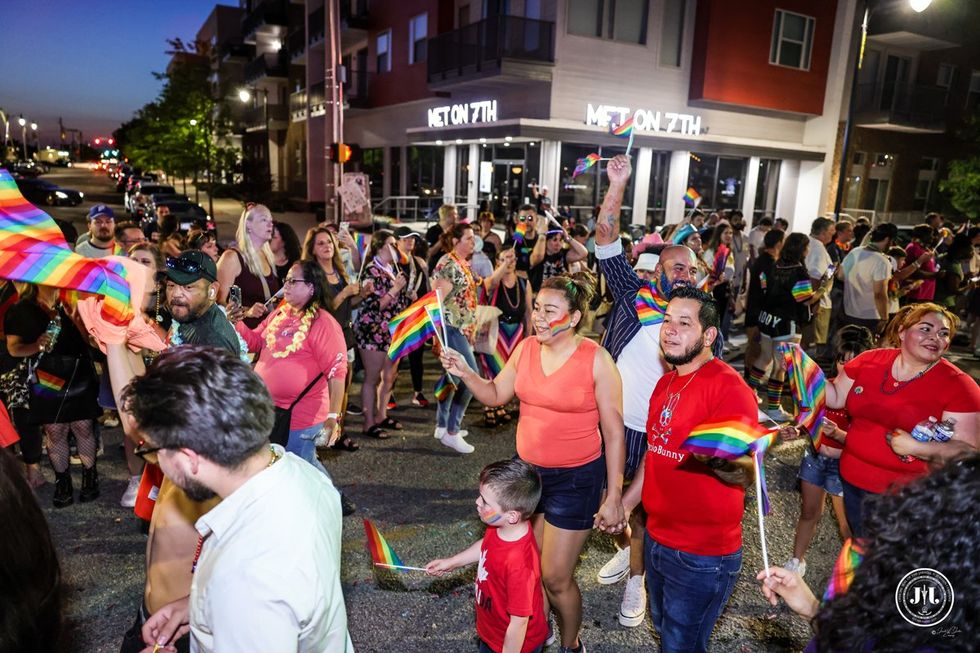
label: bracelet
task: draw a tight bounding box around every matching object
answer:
[326,413,340,420]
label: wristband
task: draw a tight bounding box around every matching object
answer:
[326,413,340,420]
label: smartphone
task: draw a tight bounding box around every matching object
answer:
[339,221,350,234]
[823,263,837,279]
[228,285,242,307]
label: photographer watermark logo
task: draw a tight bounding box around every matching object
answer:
[895,568,954,627]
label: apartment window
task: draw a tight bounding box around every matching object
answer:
[919,157,939,171]
[936,63,955,88]
[967,70,980,112]
[409,13,428,65]
[769,10,814,70]
[852,151,866,166]
[376,30,391,73]
[659,0,685,67]
[873,153,894,167]
[567,0,649,45]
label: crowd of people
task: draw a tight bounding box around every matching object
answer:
[1,152,978,653]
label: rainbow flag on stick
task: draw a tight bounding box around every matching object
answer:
[634,283,668,327]
[363,519,424,573]
[0,169,133,326]
[434,374,456,402]
[352,231,369,260]
[514,220,528,244]
[610,115,636,156]
[572,153,602,178]
[823,538,866,602]
[683,187,702,208]
[680,418,765,460]
[387,291,443,360]
[777,343,827,447]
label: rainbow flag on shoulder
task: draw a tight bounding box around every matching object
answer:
[634,283,668,326]
[387,291,443,360]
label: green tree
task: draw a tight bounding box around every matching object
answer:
[939,115,980,220]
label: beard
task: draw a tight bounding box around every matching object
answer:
[168,298,209,324]
[663,336,706,366]
[174,471,217,502]
[659,271,691,296]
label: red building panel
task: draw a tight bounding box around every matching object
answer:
[689,0,839,115]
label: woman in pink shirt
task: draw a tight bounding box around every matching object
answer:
[235,259,348,472]
[902,225,940,303]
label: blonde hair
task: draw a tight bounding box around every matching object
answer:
[235,204,276,277]
[882,302,959,348]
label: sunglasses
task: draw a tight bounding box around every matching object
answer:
[166,257,214,280]
[517,215,534,223]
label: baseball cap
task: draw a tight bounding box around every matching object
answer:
[164,251,217,285]
[634,252,660,272]
[393,226,420,240]
[88,204,115,221]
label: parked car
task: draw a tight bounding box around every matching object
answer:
[15,178,84,206]
[140,200,214,234]
[125,179,171,214]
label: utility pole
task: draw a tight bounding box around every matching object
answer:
[324,0,343,223]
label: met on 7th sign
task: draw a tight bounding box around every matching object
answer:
[586,103,702,136]
[428,100,498,128]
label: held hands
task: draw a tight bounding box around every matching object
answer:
[605,154,632,186]
[756,567,820,619]
[439,347,471,378]
[593,497,626,534]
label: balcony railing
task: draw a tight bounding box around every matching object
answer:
[428,15,555,83]
[854,82,947,132]
[244,51,289,83]
[242,0,289,40]
[289,89,308,121]
[288,29,305,59]
[218,40,253,62]
[308,6,325,45]
[309,81,326,117]
[242,103,290,131]
[345,68,370,108]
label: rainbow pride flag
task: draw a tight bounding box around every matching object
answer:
[572,153,601,178]
[363,519,407,572]
[634,283,668,326]
[683,187,701,207]
[777,343,827,446]
[610,116,636,155]
[0,169,133,325]
[514,220,528,244]
[434,374,456,401]
[352,231,370,260]
[749,429,778,514]
[387,291,443,360]
[711,244,730,280]
[479,321,523,378]
[680,418,765,460]
[32,370,66,398]
[791,279,814,302]
[823,538,866,602]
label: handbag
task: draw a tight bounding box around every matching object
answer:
[473,284,503,355]
[28,354,98,421]
[268,372,324,446]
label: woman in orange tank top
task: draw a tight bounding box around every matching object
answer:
[440,273,626,653]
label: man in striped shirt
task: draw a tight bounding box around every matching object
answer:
[592,155,699,628]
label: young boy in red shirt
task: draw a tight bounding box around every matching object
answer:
[426,460,549,653]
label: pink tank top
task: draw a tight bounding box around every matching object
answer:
[514,337,602,468]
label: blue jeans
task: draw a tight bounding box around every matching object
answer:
[841,476,872,538]
[478,639,543,653]
[436,325,477,433]
[644,534,742,653]
[287,423,329,478]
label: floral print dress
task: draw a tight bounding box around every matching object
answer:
[433,252,478,338]
[354,259,406,351]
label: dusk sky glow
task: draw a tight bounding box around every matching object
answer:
[0,0,225,142]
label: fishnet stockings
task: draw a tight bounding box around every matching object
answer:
[45,419,96,473]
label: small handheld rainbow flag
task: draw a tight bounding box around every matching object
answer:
[364,519,422,573]
[680,418,765,460]
[434,373,456,401]
[610,116,636,155]
[683,187,702,208]
[514,220,528,244]
[0,169,133,325]
[387,291,443,360]
[352,231,370,261]
[32,370,66,398]
[777,343,827,446]
[823,538,866,602]
[572,153,602,178]
[634,283,668,326]
[791,279,814,302]
[712,244,730,280]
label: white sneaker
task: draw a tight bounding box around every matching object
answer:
[597,546,631,585]
[440,433,474,454]
[764,407,795,424]
[618,574,647,627]
[434,426,447,440]
[120,475,140,508]
[783,557,806,578]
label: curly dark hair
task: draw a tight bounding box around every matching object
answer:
[815,455,979,652]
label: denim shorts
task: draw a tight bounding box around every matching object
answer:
[530,455,605,531]
[798,449,843,497]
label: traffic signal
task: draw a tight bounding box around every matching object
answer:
[328,142,362,164]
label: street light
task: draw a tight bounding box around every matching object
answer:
[17,116,27,160]
[833,0,933,219]
[30,123,38,157]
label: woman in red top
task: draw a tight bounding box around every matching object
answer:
[823,303,980,536]
[441,273,625,653]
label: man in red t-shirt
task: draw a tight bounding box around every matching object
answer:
[426,460,549,653]
[623,286,759,653]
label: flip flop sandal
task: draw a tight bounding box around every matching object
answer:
[495,407,512,423]
[484,409,498,428]
[330,436,360,451]
[364,424,390,439]
[378,416,403,431]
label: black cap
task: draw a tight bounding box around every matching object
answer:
[393,226,420,240]
[164,250,218,285]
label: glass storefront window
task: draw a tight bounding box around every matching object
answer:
[687,153,746,212]
[646,151,670,228]
[360,147,384,201]
[558,143,633,225]
[407,145,443,198]
[753,158,780,224]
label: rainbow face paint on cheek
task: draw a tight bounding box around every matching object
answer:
[547,313,573,335]
[482,510,503,525]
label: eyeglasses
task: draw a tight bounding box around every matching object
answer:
[517,215,534,223]
[284,278,312,286]
[133,441,168,464]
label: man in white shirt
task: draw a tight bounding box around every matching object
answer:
[839,222,898,334]
[804,217,835,356]
[76,204,118,258]
[129,346,352,653]
[747,217,773,264]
